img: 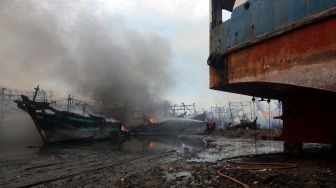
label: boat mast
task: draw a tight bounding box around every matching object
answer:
[33,85,39,102]
[67,95,71,112]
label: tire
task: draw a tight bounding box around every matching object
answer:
[207,53,216,66]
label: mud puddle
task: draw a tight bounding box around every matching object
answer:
[120,134,206,154]
[0,134,205,156]
[42,134,206,155]
[189,137,284,162]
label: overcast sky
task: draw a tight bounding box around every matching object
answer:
[0,0,249,111]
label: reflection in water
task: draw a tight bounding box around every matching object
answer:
[36,134,206,156]
[0,116,206,157]
[121,134,205,155]
[37,140,122,154]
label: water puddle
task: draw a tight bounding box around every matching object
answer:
[120,134,206,155]
[188,138,284,162]
[25,134,206,156]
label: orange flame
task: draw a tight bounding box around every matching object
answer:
[262,111,281,118]
[149,118,155,124]
[121,125,125,131]
[148,142,155,148]
[262,112,268,118]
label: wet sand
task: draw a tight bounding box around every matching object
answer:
[0,130,335,187]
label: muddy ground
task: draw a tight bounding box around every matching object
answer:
[0,129,335,188]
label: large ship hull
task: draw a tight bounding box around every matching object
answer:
[208,0,336,145]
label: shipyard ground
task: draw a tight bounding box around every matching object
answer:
[1,130,335,188]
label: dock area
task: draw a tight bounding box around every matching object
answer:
[1,130,335,187]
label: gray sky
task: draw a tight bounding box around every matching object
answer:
[0,0,249,113]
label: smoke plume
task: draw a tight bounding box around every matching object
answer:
[0,1,175,120]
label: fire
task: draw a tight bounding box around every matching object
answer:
[261,111,281,118]
[262,112,268,118]
[148,142,155,148]
[121,125,125,131]
[148,118,155,124]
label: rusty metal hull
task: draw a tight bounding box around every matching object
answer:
[210,16,336,93]
[209,0,336,144]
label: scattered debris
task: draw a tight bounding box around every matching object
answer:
[0,130,335,187]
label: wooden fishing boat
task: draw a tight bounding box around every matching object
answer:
[15,87,121,144]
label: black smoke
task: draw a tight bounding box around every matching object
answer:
[0,1,175,121]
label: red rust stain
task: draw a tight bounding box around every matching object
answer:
[211,17,336,91]
[209,68,216,88]
[278,95,336,144]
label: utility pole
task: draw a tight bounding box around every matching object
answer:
[193,103,196,114]
[267,99,271,133]
[211,106,225,128]
[67,95,71,112]
[219,107,221,128]
[252,97,256,120]
[0,88,6,121]
[41,90,46,101]
[228,102,233,123]
[249,101,252,119]
[211,109,213,121]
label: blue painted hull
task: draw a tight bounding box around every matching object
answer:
[35,112,120,143]
[209,0,336,144]
[210,0,336,52]
[15,95,121,144]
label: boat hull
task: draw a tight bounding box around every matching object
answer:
[209,0,336,144]
[34,113,120,143]
[15,95,121,144]
[210,16,336,94]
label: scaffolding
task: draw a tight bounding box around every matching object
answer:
[0,86,53,122]
[162,103,196,118]
[228,101,253,124]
